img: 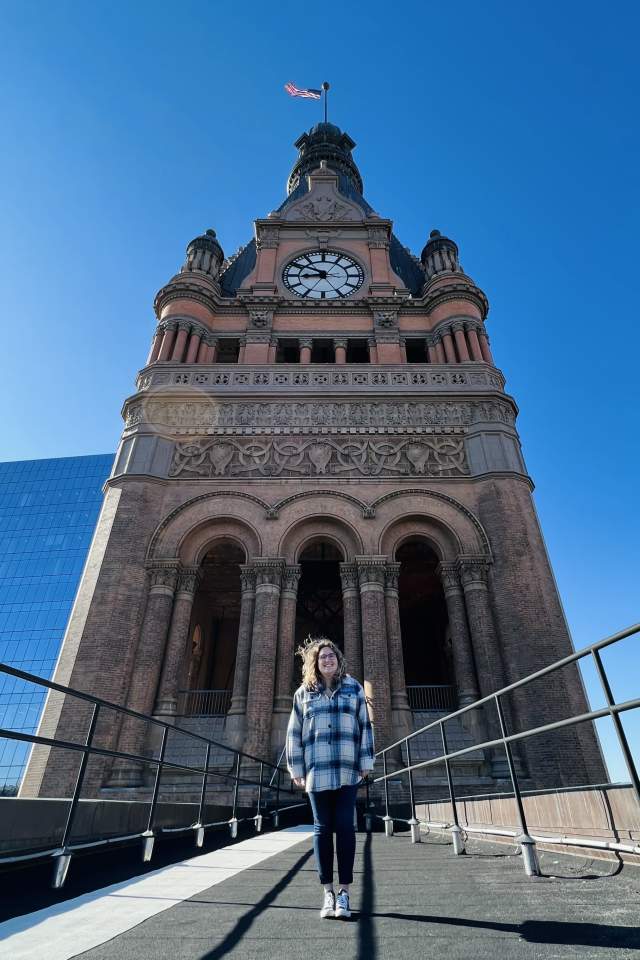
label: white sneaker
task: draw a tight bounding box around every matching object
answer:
[335,888,351,919]
[320,889,335,918]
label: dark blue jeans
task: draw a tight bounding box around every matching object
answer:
[308,784,358,886]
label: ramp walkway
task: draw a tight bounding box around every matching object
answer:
[2,825,639,960]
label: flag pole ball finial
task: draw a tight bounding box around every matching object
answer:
[322,81,330,91]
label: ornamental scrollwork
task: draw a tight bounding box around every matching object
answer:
[168,436,469,479]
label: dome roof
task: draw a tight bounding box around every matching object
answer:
[287,123,363,195]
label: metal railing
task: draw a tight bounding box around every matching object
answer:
[364,622,640,877]
[176,689,232,717]
[0,664,305,889]
[406,684,458,712]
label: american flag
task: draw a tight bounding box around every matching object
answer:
[284,81,322,100]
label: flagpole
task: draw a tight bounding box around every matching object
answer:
[322,81,330,123]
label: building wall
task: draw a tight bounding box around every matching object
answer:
[0,454,114,793]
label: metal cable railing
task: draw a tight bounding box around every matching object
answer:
[362,622,640,877]
[0,664,305,889]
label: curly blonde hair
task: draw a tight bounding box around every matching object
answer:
[297,636,346,690]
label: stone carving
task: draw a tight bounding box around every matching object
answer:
[255,225,280,249]
[367,226,390,249]
[339,563,359,591]
[282,565,302,594]
[374,310,398,329]
[356,558,387,587]
[135,398,514,430]
[147,561,179,591]
[293,195,351,221]
[169,435,468,479]
[177,566,203,595]
[248,309,273,329]
[239,565,257,593]
[384,562,401,592]
[458,557,491,587]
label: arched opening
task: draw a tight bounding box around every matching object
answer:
[397,539,456,712]
[178,540,245,717]
[295,542,344,675]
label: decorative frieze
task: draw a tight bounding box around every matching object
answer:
[125,397,514,431]
[168,434,468,479]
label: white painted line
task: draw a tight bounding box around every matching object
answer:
[0,825,313,960]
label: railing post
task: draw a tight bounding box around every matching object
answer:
[440,720,465,855]
[494,695,539,876]
[229,752,241,838]
[382,751,393,837]
[194,741,211,847]
[405,738,421,843]
[255,761,264,832]
[272,767,281,828]
[592,648,640,805]
[52,702,101,889]
[142,724,168,863]
[364,777,373,832]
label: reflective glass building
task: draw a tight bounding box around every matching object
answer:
[0,454,114,793]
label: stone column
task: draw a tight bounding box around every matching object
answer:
[437,562,480,706]
[154,565,203,716]
[171,321,191,362]
[434,337,446,364]
[244,559,284,759]
[458,557,509,777]
[238,338,246,363]
[466,325,484,362]
[268,339,277,363]
[458,558,505,696]
[339,562,363,683]
[226,564,257,747]
[452,321,470,362]
[334,338,347,364]
[442,330,457,363]
[110,560,179,784]
[158,322,177,361]
[299,338,312,364]
[357,556,393,750]
[368,337,379,364]
[273,565,302,711]
[147,329,163,365]
[400,338,408,363]
[384,563,412,743]
[478,329,494,364]
[185,329,201,363]
[426,338,438,363]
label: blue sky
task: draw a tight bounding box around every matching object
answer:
[0,1,638,779]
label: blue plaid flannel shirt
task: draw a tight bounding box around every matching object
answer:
[286,674,375,793]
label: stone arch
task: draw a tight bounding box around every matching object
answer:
[270,489,372,519]
[146,492,265,562]
[373,489,491,560]
[278,514,364,564]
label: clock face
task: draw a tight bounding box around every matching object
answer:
[282,250,365,299]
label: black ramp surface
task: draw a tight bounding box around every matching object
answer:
[74,833,640,960]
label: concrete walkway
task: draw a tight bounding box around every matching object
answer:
[2,827,639,959]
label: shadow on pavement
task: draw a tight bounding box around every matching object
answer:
[200,847,314,960]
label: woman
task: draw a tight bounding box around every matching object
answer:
[286,636,375,920]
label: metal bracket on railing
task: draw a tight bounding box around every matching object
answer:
[194,824,205,848]
[141,830,155,862]
[51,850,72,889]
[228,817,238,839]
[408,818,421,844]
[383,815,394,837]
[450,824,466,855]
[517,834,540,876]
[255,814,263,833]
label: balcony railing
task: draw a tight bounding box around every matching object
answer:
[176,689,232,717]
[406,684,458,712]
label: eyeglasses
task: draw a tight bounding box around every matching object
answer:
[318,654,337,661]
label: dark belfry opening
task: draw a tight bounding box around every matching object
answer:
[311,340,335,363]
[295,543,344,684]
[276,339,300,363]
[181,541,244,716]
[217,338,240,363]
[406,338,427,362]
[346,338,369,363]
[397,539,455,710]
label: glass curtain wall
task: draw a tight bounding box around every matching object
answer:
[0,454,114,793]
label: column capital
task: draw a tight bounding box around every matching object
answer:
[333,338,348,349]
[163,320,178,332]
[356,555,388,588]
[176,564,203,596]
[177,319,193,333]
[458,556,491,588]
[339,561,359,591]
[282,563,302,595]
[239,564,257,594]
[205,334,219,347]
[299,337,313,349]
[384,562,401,592]
[146,559,180,594]
[436,560,463,595]
[451,320,466,334]
[252,557,285,587]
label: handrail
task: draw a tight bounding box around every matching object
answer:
[366,622,640,877]
[0,662,303,889]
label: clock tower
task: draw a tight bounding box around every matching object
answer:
[24,122,604,798]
